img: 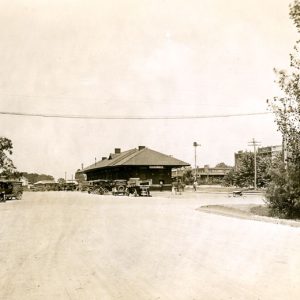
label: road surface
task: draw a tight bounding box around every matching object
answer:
[0,191,299,299]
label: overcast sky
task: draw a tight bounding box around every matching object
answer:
[0,0,298,179]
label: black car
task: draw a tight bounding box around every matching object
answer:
[87,179,111,195]
[0,180,23,202]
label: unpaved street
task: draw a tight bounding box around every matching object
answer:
[0,192,300,300]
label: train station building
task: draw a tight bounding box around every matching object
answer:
[81,146,189,190]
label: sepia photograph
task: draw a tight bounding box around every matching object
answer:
[0,0,300,299]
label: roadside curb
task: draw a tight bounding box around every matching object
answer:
[197,205,300,228]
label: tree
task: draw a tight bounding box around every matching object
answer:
[22,172,54,184]
[0,137,20,178]
[215,162,231,168]
[234,151,254,187]
[182,169,194,185]
[222,169,236,187]
[75,169,86,183]
[223,151,272,188]
[265,0,300,218]
[57,178,66,184]
[256,155,272,188]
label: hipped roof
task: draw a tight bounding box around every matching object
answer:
[82,147,189,173]
[34,180,56,185]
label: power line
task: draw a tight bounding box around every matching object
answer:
[0,111,271,120]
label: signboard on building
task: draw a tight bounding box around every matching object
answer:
[149,166,164,169]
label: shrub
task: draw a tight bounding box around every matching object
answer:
[265,161,300,219]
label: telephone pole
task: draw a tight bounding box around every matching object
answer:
[282,100,292,170]
[193,142,201,180]
[248,138,261,190]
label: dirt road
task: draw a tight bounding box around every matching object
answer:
[0,192,299,299]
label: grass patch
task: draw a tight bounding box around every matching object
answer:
[249,205,270,217]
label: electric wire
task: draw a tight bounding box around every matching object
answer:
[0,110,272,120]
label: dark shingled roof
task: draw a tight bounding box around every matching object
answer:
[82,147,189,172]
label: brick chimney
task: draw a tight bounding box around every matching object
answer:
[115,148,121,154]
[138,146,145,151]
[102,157,107,160]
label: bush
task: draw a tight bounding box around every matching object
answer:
[265,161,300,219]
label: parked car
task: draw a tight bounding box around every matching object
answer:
[112,179,128,196]
[127,178,151,197]
[81,178,151,197]
[232,190,244,197]
[87,180,111,195]
[59,182,77,191]
[0,180,23,202]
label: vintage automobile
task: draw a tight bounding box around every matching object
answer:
[59,182,77,191]
[78,181,90,192]
[232,190,244,197]
[0,180,23,202]
[82,178,151,197]
[88,179,111,195]
[127,178,151,197]
[112,179,128,196]
[30,181,58,192]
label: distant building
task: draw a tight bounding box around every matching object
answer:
[81,146,189,190]
[20,176,29,187]
[172,165,233,184]
[257,145,282,160]
[172,167,189,178]
[33,180,57,191]
[196,165,233,184]
[234,145,282,170]
[234,150,245,170]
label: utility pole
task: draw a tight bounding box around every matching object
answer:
[64,171,67,182]
[282,100,292,170]
[271,98,293,170]
[248,138,261,190]
[193,142,201,180]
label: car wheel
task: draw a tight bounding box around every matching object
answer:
[16,192,22,200]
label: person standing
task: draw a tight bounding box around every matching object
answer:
[159,180,164,192]
[193,180,197,192]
